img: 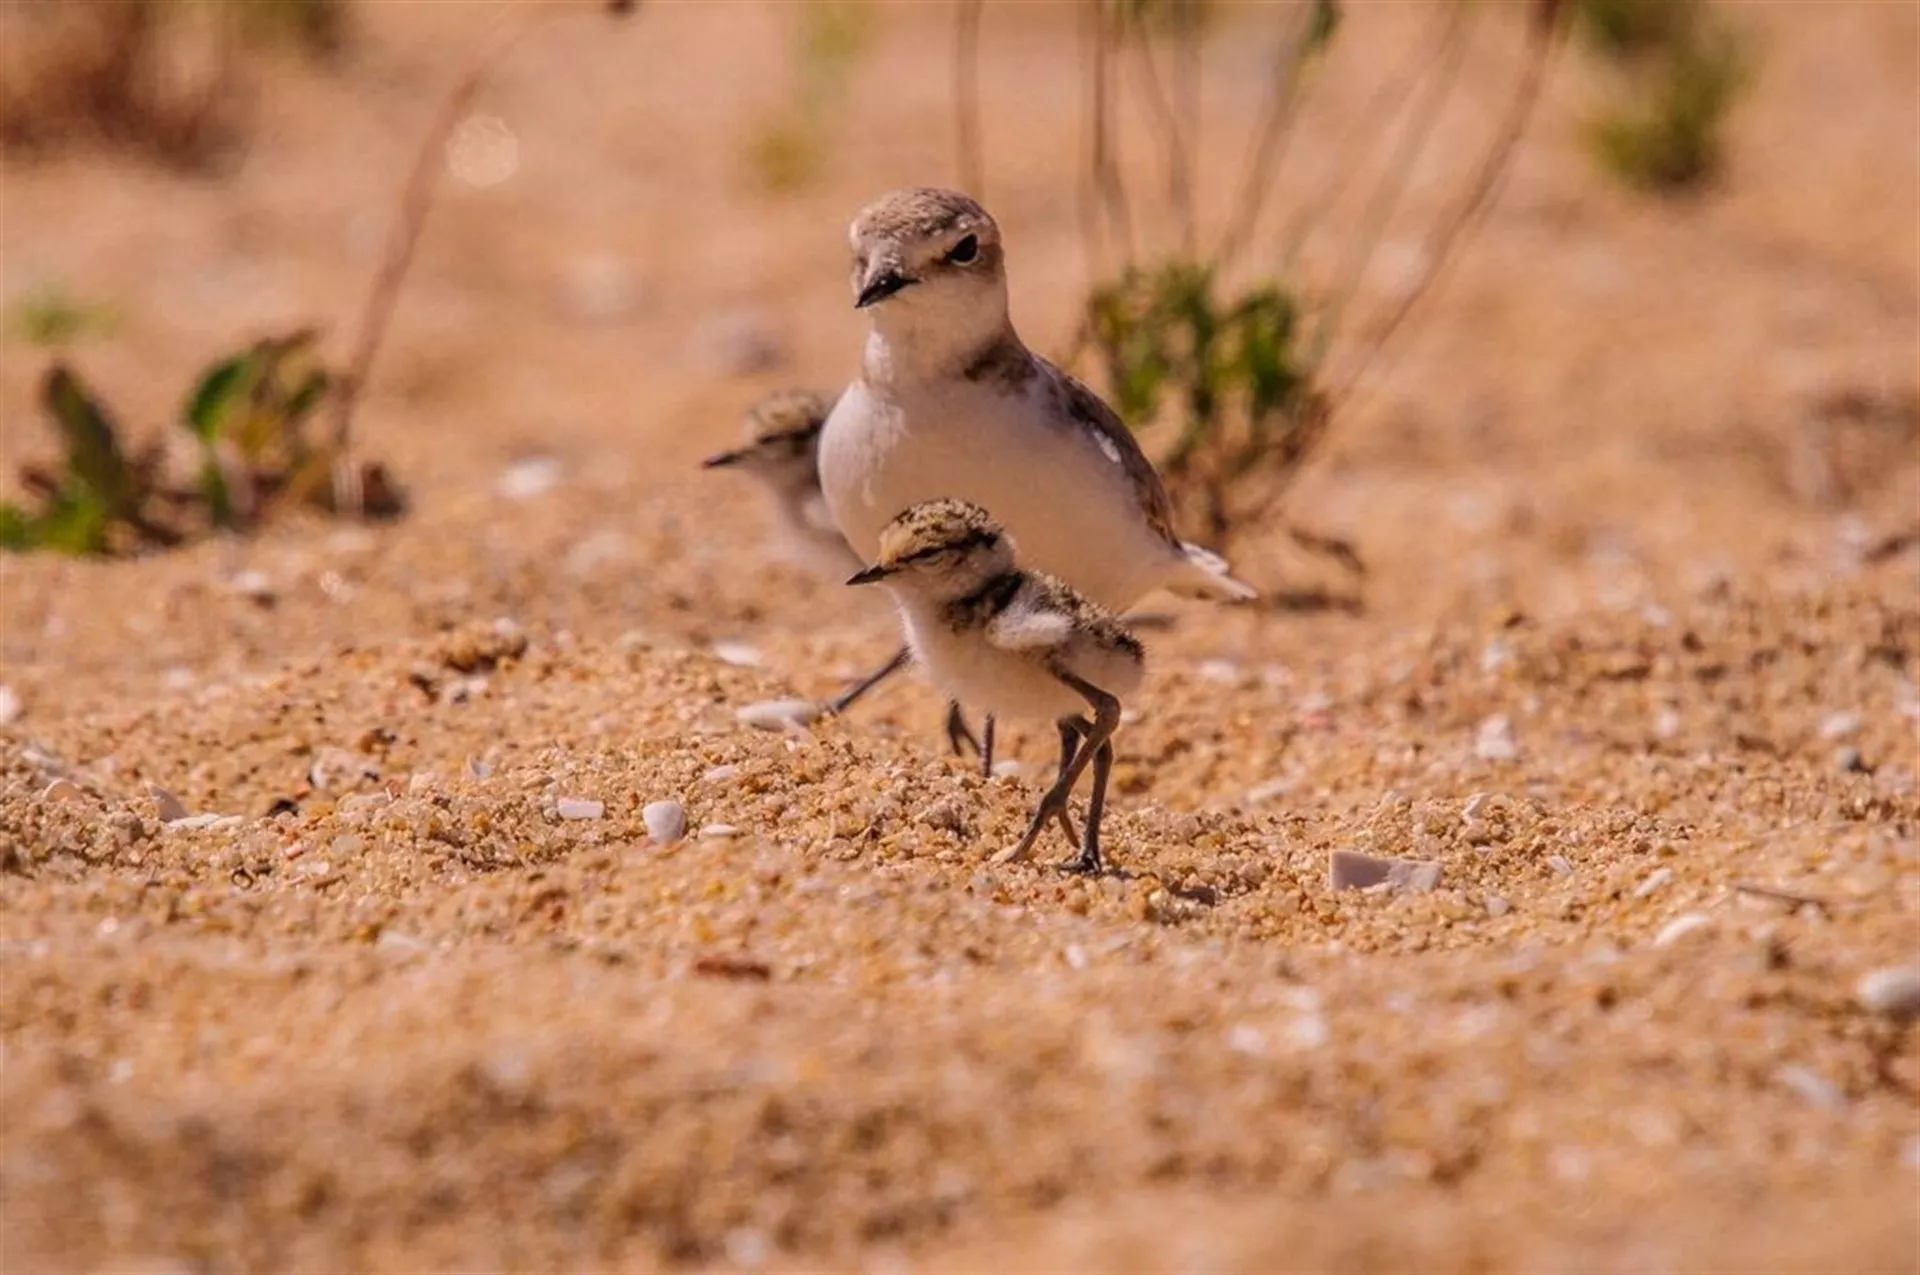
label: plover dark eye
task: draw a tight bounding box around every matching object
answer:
[944,234,979,266]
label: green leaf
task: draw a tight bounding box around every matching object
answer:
[42,365,136,518]
[1306,0,1341,53]
[184,352,254,441]
[0,502,34,551]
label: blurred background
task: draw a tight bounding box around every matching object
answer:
[2,0,1913,616]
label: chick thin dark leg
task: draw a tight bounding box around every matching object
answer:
[1041,672,1122,874]
[944,700,980,756]
[979,714,997,778]
[826,644,911,716]
[1061,736,1114,876]
[1001,714,1088,862]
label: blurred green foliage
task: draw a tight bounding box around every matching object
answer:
[1086,262,1327,548]
[6,287,121,347]
[1573,0,1751,192]
[2,332,400,557]
[747,1,874,193]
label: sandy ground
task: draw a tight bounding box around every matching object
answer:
[2,2,1918,1271]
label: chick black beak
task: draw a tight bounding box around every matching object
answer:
[701,448,743,470]
[846,564,894,586]
[855,269,915,309]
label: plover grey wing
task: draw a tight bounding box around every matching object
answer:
[1035,356,1256,603]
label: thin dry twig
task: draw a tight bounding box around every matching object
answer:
[1215,3,1321,271]
[953,0,985,197]
[1089,2,1133,272]
[330,2,639,510]
[1733,881,1836,914]
[1125,16,1194,259]
[1314,1,1475,367]
[1274,1,1454,272]
[1327,1,1560,410]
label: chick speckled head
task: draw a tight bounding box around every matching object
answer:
[850,498,1017,594]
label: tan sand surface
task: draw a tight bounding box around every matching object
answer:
[2,2,1916,1270]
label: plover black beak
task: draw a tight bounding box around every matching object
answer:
[846,563,894,586]
[855,267,915,309]
[701,448,745,469]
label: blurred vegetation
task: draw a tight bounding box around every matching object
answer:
[747,1,874,193]
[7,287,122,347]
[0,0,349,170]
[1087,263,1328,548]
[1,334,402,558]
[1573,0,1751,192]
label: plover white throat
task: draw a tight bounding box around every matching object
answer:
[850,499,1144,873]
[818,186,1256,617]
[703,389,994,767]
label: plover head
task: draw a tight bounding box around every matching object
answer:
[847,188,1010,360]
[702,388,835,486]
[848,498,1015,600]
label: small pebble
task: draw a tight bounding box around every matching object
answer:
[1834,747,1868,775]
[1633,867,1675,899]
[643,800,686,845]
[1474,714,1520,762]
[1329,849,1441,894]
[1653,912,1713,947]
[166,813,223,831]
[0,685,19,725]
[736,699,820,732]
[496,456,563,501]
[1819,711,1862,740]
[1546,854,1574,877]
[1856,964,1920,1020]
[1775,1064,1845,1111]
[1484,894,1512,918]
[710,640,762,668]
[229,570,275,603]
[556,798,604,821]
[702,765,739,784]
[991,759,1028,779]
[699,823,740,840]
[465,756,493,780]
[40,778,83,803]
[147,784,189,823]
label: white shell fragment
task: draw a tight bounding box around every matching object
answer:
[643,800,686,845]
[148,784,189,823]
[40,778,83,803]
[1474,714,1520,762]
[556,798,604,821]
[1856,965,1920,1020]
[1653,912,1713,948]
[736,699,821,732]
[710,640,763,668]
[1329,849,1441,894]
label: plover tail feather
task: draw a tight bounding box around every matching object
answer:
[1164,541,1258,602]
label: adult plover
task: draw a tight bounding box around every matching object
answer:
[818,186,1256,615]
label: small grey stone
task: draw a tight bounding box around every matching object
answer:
[1857,964,1920,1020]
[1633,867,1675,899]
[556,797,604,821]
[736,699,820,732]
[1329,849,1442,894]
[1474,714,1520,762]
[643,800,686,845]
